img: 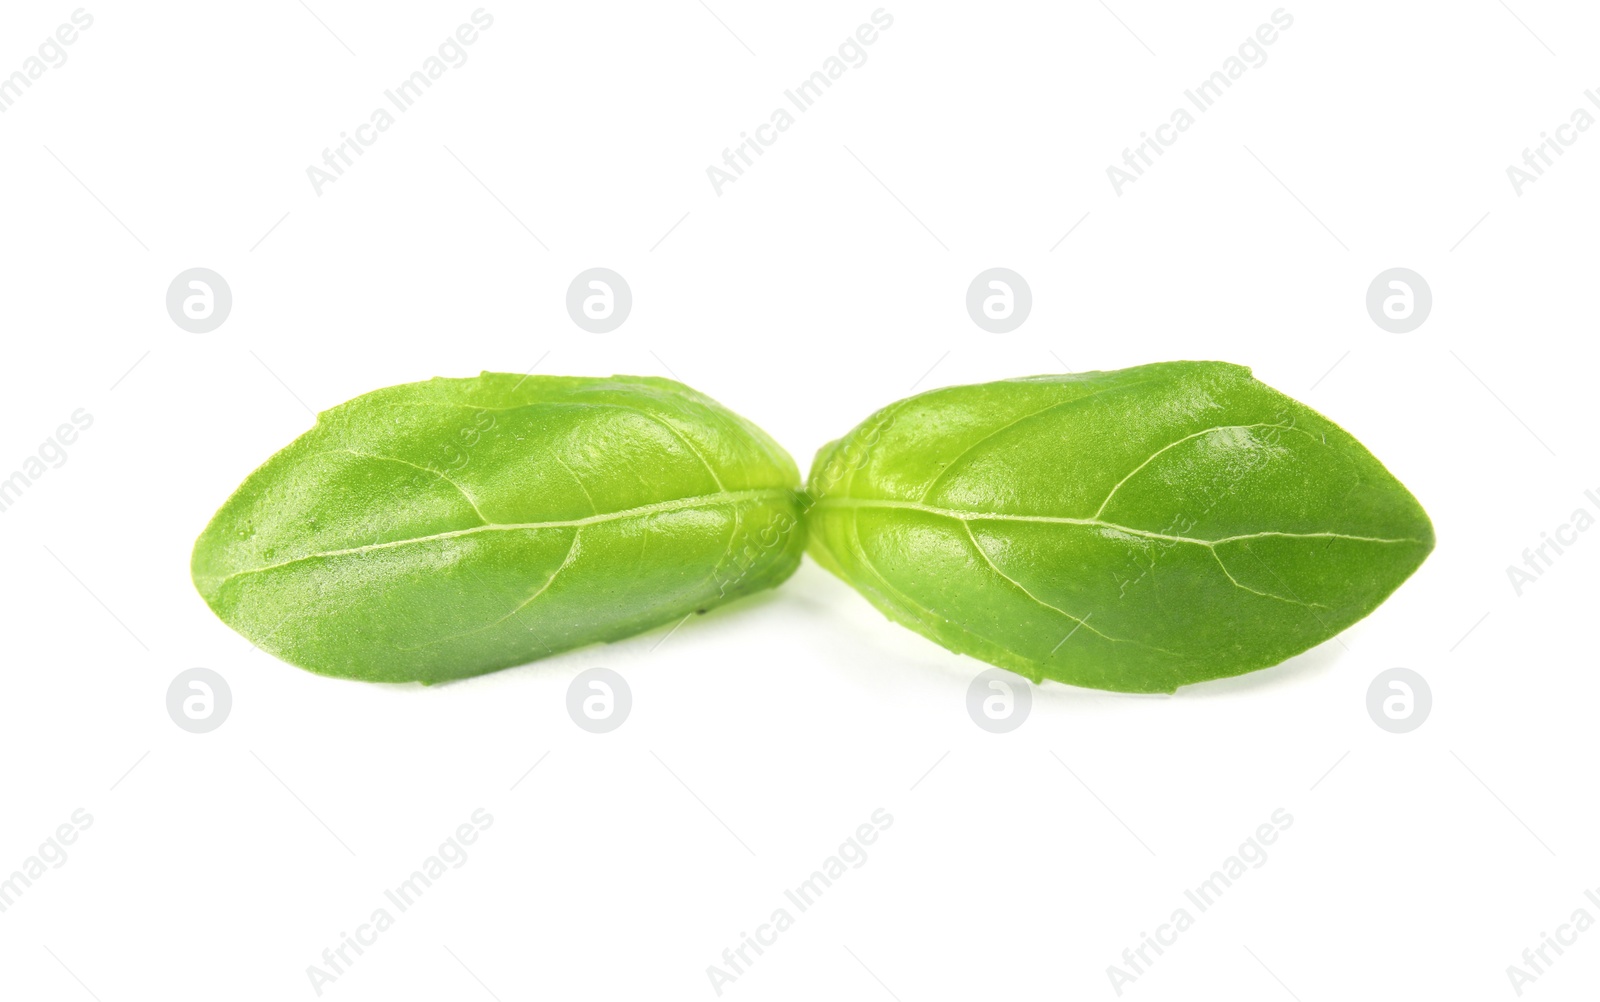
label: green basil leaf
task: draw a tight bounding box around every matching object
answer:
[804,361,1434,693]
[192,373,804,683]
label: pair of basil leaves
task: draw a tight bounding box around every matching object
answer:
[192,362,1433,692]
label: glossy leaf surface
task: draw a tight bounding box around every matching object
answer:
[193,374,804,683]
[805,362,1434,692]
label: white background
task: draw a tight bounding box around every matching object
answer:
[1,1,1597,999]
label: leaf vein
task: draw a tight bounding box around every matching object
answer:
[394,529,584,651]
[315,448,491,524]
[1208,548,1328,609]
[960,523,1173,651]
[210,488,791,588]
[914,380,1153,503]
[1092,422,1295,518]
[816,498,1425,547]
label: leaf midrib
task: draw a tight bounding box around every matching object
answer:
[812,497,1426,548]
[208,487,793,588]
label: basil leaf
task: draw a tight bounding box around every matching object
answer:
[805,361,1434,693]
[192,373,804,683]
